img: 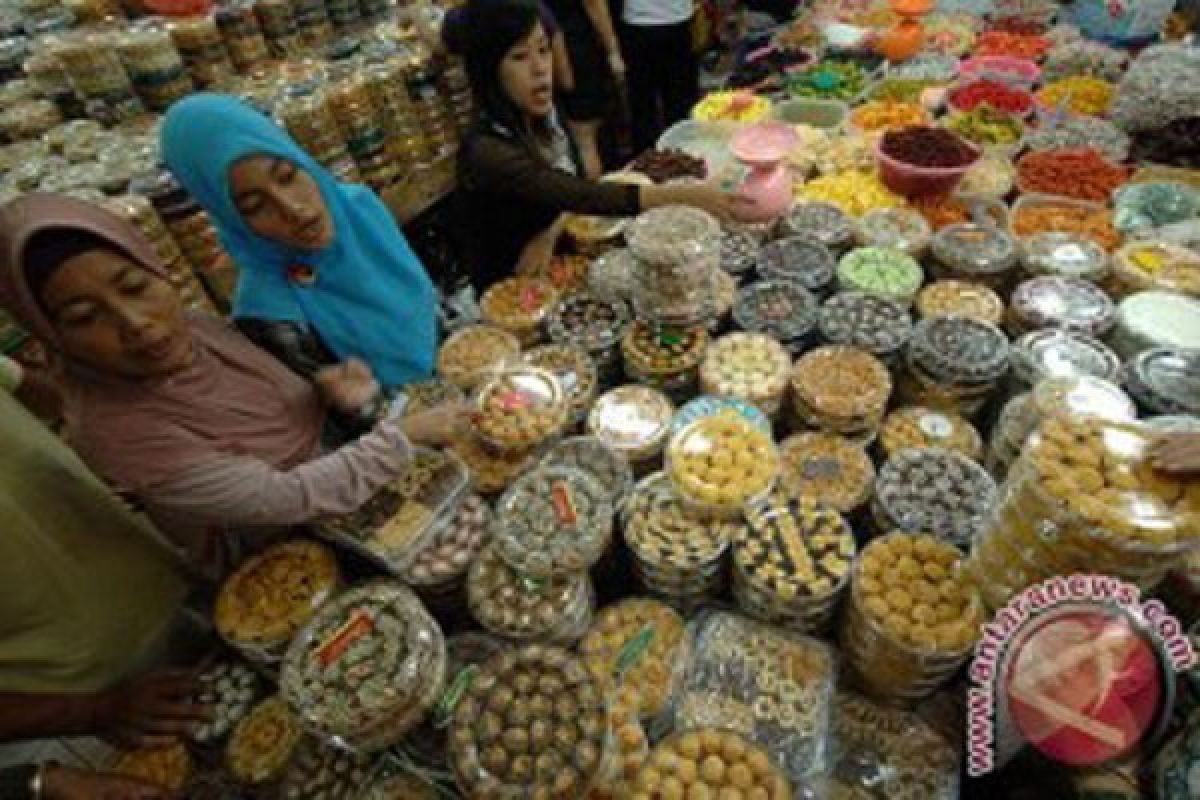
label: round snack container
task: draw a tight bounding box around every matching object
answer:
[620,321,707,397]
[672,396,772,438]
[841,532,984,704]
[225,696,304,789]
[855,207,933,257]
[480,277,561,347]
[818,291,914,366]
[629,728,793,798]
[880,407,983,462]
[1007,328,1121,398]
[778,432,876,515]
[1021,232,1109,283]
[437,325,521,391]
[278,737,374,800]
[699,332,791,417]
[191,661,262,745]
[872,447,997,547]
[540,435,635,511]
[587,385,675,471]
[875,132,981,197]
[450,434,537,498]
[737,494,857,633]
[400,493,491,595]
[280,582,446,752]
[758,235,837,297]
[970,417,1200,610]
[777,201,856,253]
[666,414,779,520]
[522,344,598,427]
[589,248,635,302]
[929,223,1020,294]
[475,365,569,452]
[449,644,613,799]
[547,292,631,381]
[836,247,923,308]
[915,280,1005,325]
[467,544,594,644]
[627,205,722,328]
[791,345,892,441]
[215,539,341,664]
[1008,275,1116,338]
[732,279,819,353]
[1121,347,1200,418]
[1111,241,1200,299]
[494,466,613,577]
[1111,291,1200,361]
[900,316,1010,417]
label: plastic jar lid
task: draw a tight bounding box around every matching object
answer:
[494,466,613,577]
[909,316,1011,385]
[1010,276,1116,337]
[547,292,631,354]
[932,222,1019,277]
[915,280,1005,325]
[1021,232,1109,282]
[587,386,674,460]
[721,228,762,276]
[778,201,855,250]
[874,447,998,547]
[671,395,772,436]
[1116,291,1200,353]
[1031,375,1137,423]
[1122,347,1200,416]
[1010,329,1121,386]
[732,279,818,343]
[856,207,933,256]
[837,246,924,303]
[588,247,635,300]
[819,291,914,357]
[758,235,836,293]
[666,414,779,515]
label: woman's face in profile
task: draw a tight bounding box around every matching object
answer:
[499,21,554,118]
[229,155,335,251]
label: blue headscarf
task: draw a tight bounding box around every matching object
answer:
[160,93,437,388]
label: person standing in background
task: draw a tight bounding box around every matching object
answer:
[619,0,699,153]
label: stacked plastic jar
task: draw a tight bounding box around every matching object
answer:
[131,169,229,303]
[1122,347,1200,418]
[23,47,83,118]
[929,222,1020,293]
[1006,328,1121,400]
[698,332,791,418]
[169,15,236,89]
[399,42,457,159]
[778,200,856,253]
[363,57,436,169]
[855,207,933,257]
[666,413,779,521]
[254,0,302,58]
[546,292,630,383]
[971,417,1200,610]
[899,316,1010,417]
[326,65,399,190]
[468,544,594,644]
[50,30,144,125]
[215,0,270,73]
[627,206,720,328]
[116,20,194,112]
[818,291,914,367]
[778,432,876,516]
[0,97,61,142]
[1008,275,1116,338]
[278,83,361,183]
[880,407,984,463]
[621,321,707,397]
[1020,232,1109,283]
[791,345,892,443]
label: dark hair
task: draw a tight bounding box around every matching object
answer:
[22,228,121,308]
[447,0,551,149]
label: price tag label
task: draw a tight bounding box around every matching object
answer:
[316,608,374,669]
[552,481,578,525]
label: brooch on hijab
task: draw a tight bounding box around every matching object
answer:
[287,263,317,286]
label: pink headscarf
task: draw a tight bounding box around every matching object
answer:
[0,193,324,491]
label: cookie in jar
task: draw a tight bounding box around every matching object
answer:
[699,332,792,417]
[880,407,984,462]
[475,366,570,451]
[438,324,521,391]
[778,432,876,514]
[629,728,792,799]
[791,345,892,441]
[401,493,491,591]
[225,696,304,788]
[667,414,779,519]
[467,544,594,643]
[191,660,263,744]
[481,276,561,347]
[524,344,598,427]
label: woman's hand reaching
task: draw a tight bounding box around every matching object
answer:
[91,669,212,749]
[400,402,471,447]
[316,358,380,414]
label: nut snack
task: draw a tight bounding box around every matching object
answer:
[481,276,562,347]
[495,466,613,577]
[881,407,983,463]
[467,545,593,643]
[675,611,836,781]
[629,728,792,799]
[449,644,613,799]
[733,280,819,353]
[621,321,708,393]
[438,325,521,391]
[546,292,631,376]
[970,418,1200,609]
[900,316,1010,416]
[476,366,569,451]
[279,738,374,799]
[1008,276,1116,337]
[667,415,779,519]
[587,386,675,467]
[791,346,892,440]
[523,344,598,425]
[627,205,721,327]
[736,494,857,632]
[840,532,984,703]
[226,696,304,787]
[401,493,491,591]
[113,743,192,792]
[281,583,447,752]
[778,432,876,514]
[540,436,634,510]
[215,539,341,663]
[580,597,687,721]
[192,661,262,744]
[915,280,1005,325]
[873,448,998,547]
[818,291,914,364]
[699,332,792,416]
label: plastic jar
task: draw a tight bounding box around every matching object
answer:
[1007,329,1121,398]
[880,407,983,462]
[1121,347,1200,417]
[522,344,596,426]
[588,247,635,303]
[546,292,630,382]
[900,316,1010,417]
[1111,241,1200,299]
[474,365,569,452]
[253,0,302,58]
[49,31,143,124]
[1008,275,1116,338]
[791,345,892,441]
[732,279,818,353]
[277,84,360,184]
[587,385,674,471]
[494,466,613,577]
[225,697,303,789]
[841,532,984,703]
[467,544,594,644]
[720,227,762,280]
[666,414,779,521]
[540,435,634,511]
[855,208,933,257]
[1021,231,1109,283]
[778,201,855,252]
[872,447,997,547]
[399,493,491,595]
[116,20,194,112]
[758,235,836,297]
[836,247,924,307]
[436,324,520,391]
[215,0,269,71]
[698,332,791,417]
[818,291,914,366]
[326,65,398,191]
[930,223,1019,293]
[0,98,61,141]
[620,321,707,396]
[1111,291,1200,360]
[915,280,1004,325]
[778,432,876,515]
[627,206,721,327]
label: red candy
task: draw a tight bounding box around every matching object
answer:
[949,80,1035,115]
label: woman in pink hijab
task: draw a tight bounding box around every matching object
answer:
[0,194,464,576]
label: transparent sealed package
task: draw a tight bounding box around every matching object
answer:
[474,365,569,452]
[873,447,998,547]
[400,493,491,592]
[467,544,593,644]
[1021,231,1109,283]
[621,321,708,394]
[855,207,933,257]
[733,279,819,352]
[675,611,837,782]
[778,201,855,252]
[1121,347,1200,417]
[587,386,675,467]
[672,396,771,438]
[930,222,1019,291]
[546,292,631,376]
[666,414,779,520]
[900,316,1010,416]
[836,246,924,307]
[540,435,634,511]
[818,291,914,365]
[626,205,722,327]
[280,582,447,752]
[278,737,375,799]
[522,344,598,426]
[437,324,520,391]
[699,332,791,416]
[395,378,464,419]
[1112,240,1200,298]
[191,661,262,745]
[494,466,613,577]
[1008,328,1121,396]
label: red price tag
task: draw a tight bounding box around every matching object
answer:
[316,608,374,669]
[498,390,532,411]
[519,285,543,312]
[551,481,578,526]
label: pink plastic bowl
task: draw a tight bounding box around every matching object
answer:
[875,134,982,197]
[730,122,798,168]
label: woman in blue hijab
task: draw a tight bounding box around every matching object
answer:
[160,94,438,410]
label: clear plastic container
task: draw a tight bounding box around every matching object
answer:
[670,396,771,438]
[666,415,779,520]
[318,448,469,572]
[540,436,634,511]
[480,277,561,348]
[1111,241,1200,299]
[836,246,924,307]
[841,532,984,703]
[225,696,305,788]
[449,434,536,498]
[758,235,836,296]
[627,205,721,327]
[737,494,857,633]
[791,345,892,439]
[778,432,875,514]
[1008,329,1121,397]
[630,727,793,796]
[620,321,707,394]
[675,611,837,782]
[192,661,262,745]
[546,292,630,378]
[774,96,849,129]
[400,493,490,592]
[872,448,997,547]
[115,21,193,112]
[437,324,520,391]
[467,544,593,643]
[1121,347,1200,417]
[778,201,855,252]
[1010,193,1121,252]
[970,418,1200,610]
[732,279,818,353]
[1008,275,1116,337]
[915,279,1005,325]
[1021,231,1109,283]
[1111,290,1200,361]
[930,222,1020,292]
[818,291,914,365]
[215,540,342,664]
[588,248,635,303]
[880,407,984,462]
[587,386,674,468]
[169,15,235,90]
[494,466,613,577]
[281,582,446,752]
[698,332,792,416]
[449,645,612,799]
[855,208,933,257]
[522,344,597,427]
[474,367,569,453]
[278,737,374,799]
